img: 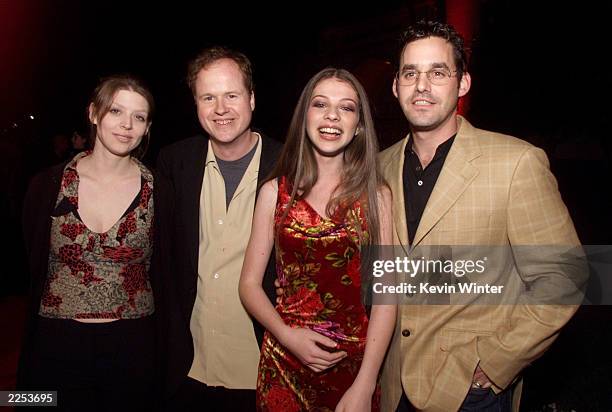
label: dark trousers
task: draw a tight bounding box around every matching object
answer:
[396,387,513,412]
[166,376,256,412]
[459,387,513,412]
[19,315,156,412]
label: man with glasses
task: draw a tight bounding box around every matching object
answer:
[379,20,583,412]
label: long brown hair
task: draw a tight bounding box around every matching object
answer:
[270,67,385,245]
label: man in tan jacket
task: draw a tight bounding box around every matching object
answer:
[379,20,585,412]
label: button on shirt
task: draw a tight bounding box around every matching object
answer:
[403,134,456,244]
[188,136,262,389]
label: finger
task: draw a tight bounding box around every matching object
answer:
[312,349,348,363]
[310,332,338,350]
[328,353,348,367]
[473,370,486,381]
[274,278,280,287]
[306,356,339,370]
[276,297,281,304]
[306,363,325,373]
[326,350,348,364]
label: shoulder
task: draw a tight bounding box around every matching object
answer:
[460,116,536,157]
[379,138,407,163]
[158,135,207,159]
[259,178,279,198]
[28,162,66,190]
[258,131,283,153]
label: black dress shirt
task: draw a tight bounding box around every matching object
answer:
[402,134,456,244]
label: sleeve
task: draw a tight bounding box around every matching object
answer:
[150,148,177,392]
[477,146,587,390]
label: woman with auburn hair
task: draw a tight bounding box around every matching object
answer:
[239,67,395,411]
[18,75,157,411]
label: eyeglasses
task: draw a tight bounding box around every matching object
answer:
[397,68,458,86]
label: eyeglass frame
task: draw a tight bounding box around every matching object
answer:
[396,67,460,86]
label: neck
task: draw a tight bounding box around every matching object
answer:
[410,113,458,166]
[211,130,258,161]
[314,152,344,182]
[84,147,135,178]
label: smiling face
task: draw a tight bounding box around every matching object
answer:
[393,36,470,135]
[194,58,255,149]
[305,77,360,158]
[90,89,150,157]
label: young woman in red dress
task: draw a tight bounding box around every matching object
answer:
[240,68,395,411]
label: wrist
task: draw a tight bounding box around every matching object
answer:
[353,374,376,394]
[276,324,293,346]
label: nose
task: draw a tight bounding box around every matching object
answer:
[120,114,133,130]
[324,106,340,121]
[215,99,228,115]
[415,71,431,93]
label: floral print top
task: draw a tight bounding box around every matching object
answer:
[39,151,154,319]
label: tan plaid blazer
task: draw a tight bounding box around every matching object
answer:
[379,116,582,412]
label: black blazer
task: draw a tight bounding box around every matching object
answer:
[153,133,282,398]
[17,162,65,386]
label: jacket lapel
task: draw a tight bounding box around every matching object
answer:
[412,116,481,246]
[384,138,410,252]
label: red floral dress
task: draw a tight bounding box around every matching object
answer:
[256,177,380,411]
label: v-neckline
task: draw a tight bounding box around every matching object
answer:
[299,197,334,222]
[73,161,144,235]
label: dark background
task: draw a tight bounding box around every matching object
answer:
[1,0,611,410]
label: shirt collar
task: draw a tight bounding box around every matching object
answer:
[405,133,457,162]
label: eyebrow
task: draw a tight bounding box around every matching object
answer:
[401,62,452,71]
[111,102,148,113]
[311,94,358,105]
[199,90,244,97]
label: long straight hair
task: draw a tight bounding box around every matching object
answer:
[270,67,385,246]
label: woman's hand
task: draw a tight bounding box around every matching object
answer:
[279,326,347,372]
[335,380,374,412]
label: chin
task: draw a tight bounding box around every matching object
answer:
[313,145,345,158]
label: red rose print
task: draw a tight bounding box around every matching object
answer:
[60,223,85,241]
[58,244,83,264]
[118,213,137,238]
[285,287,324,317]
[140,183,152,207]
[63,169,78,188]
[265,385,300,412]
[103,246,144,262]
[120,264,148,307]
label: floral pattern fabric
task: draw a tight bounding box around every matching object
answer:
[39,151,154,319]
[256,176,380,411]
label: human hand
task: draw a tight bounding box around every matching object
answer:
[471,365,492,389]
[335,381,373,412]
[279,326,347,372]
[275,278,284,304]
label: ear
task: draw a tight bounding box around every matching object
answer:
[355,126,362,136]
[250,91,255,111]
[458,71,471,98]
[145,122,152,135]
[392,76,399,99]
[88,103,97,125]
